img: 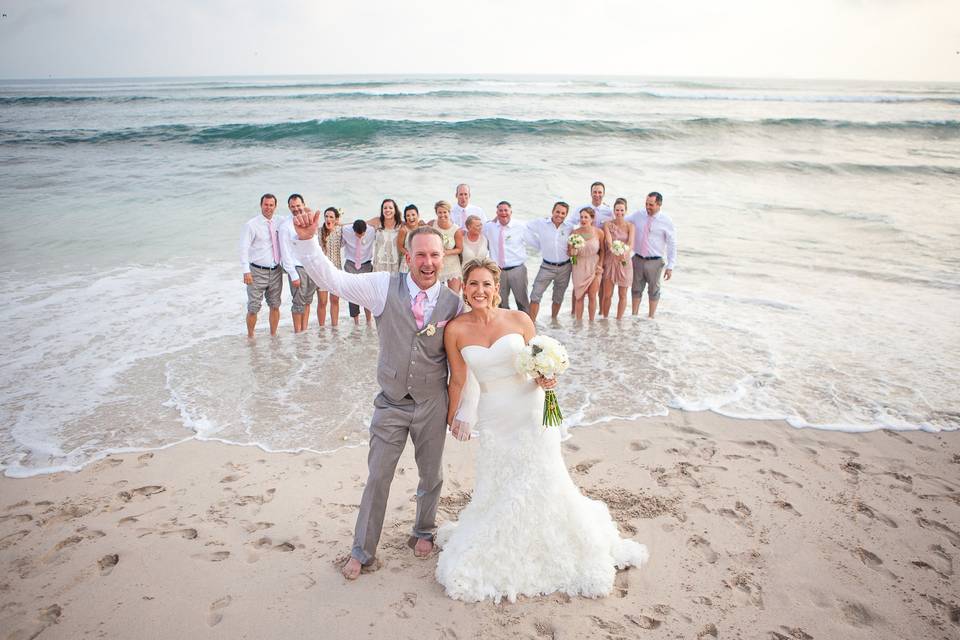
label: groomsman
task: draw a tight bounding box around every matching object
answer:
[239,193,282,338]
[341,219,377,324]
[626,192,677,318]
[578,181,613,228]
[450,183,485,228]
[483,201,530,312]
[280,194,319,333]
[524,202,573,322]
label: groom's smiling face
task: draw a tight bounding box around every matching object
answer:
[407,233,444,290]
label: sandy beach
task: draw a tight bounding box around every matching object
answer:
[1,411,957,639]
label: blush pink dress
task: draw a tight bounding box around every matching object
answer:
[571,232,600,300]
[603,223,633,287]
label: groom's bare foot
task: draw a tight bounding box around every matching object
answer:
[413,537,434,558]
[341,557,362,580]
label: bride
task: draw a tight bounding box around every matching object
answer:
[436,258,649,603]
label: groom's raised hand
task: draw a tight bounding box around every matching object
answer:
[293,208,320,240]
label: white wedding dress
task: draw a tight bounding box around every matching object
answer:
[435,333,649,603]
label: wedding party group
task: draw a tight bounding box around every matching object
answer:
[239,182,678,338]
[235,182,668,603]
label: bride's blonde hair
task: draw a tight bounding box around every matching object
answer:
[461,258,502,308]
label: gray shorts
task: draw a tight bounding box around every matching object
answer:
[631,255,665,300]
[529,261,572,305]
[345,260,373,317]
[247,264,283,313]
[288,265,318,313]
[498,264,529,312]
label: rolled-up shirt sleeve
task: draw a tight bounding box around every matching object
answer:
[294,237,389,316]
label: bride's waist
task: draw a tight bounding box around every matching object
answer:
[477,373,536,395]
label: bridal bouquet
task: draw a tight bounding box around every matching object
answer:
[515,336,569,427]
[442,234,455,250]
[611,240,629,266]
[567,234,585,265]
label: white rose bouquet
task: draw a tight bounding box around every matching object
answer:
[442,234,455,250]
[567,234,585,265]
[515,335,569,427]
[611,240,629,266]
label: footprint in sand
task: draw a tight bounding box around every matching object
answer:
[736,440,778,456]
[0,513,33,525]
[852,547,896,580]
[98,554,119,576]
[768,469,803,488]
[0,530,31,551]
[219,474,246,483]
[623,614,661,630]
[774,500,801,516]
[160,528,198,540]
[697,623,719,639]
[840,601,882,628]
[613,570,630,597]
[854,501,898,528]
[687,535,719,563]
[208,595,232,627]
[117,486,166,502]
[572,459,600,475]
[724,573,764,608]
[241,521,275,533]
[769,627,814,640]
[234,488,276,507]
[629,440,651,451]
[10,604,63,640]
[251,537,295,552]
[192,551,230,562]
[390,592,417,619]
[136,452,154,468]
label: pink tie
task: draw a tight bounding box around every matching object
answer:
[639,216,653,257]
[497,224,506,268]
[354,234,362,268]
[412,290,427,329]
[268,218,280,265]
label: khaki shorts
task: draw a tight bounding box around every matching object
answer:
[247,264,283,313]
[631,255,665,300]
[530,261,572,305]
[288,266,318,313]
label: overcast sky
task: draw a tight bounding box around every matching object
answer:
[1,0,957,81]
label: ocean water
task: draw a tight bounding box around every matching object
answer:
[1,75,958,477]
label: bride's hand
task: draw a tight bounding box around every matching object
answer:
[535,375,557,390]
[450,419,473,441]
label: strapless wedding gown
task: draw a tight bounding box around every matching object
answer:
[435,333,649,603]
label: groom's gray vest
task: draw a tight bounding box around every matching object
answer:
[375,275,460,404]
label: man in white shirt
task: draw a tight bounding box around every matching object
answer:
[341,219,377,324]
[626,192,677,318]
[483,201,530,312]
[450,183,485,228]
[524,202,573,322]
[239,193,282,338]
[578,181,613,228]
[280,194,319,333]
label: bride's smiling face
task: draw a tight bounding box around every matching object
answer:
[463,267,498,309]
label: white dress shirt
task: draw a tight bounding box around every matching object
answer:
[239,214,281,272]
[524,218,573,264]
[278,216,302,275]
[576,202,613,228]
[340,227,376,267]
[451,203,485,228]
[294,236,460,319]
[626,210,678,270]
[483,219,528,268]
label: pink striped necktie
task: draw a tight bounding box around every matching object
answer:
[639,216,653,257]
[497,224,506,267]
[412,290,427,329]
[268,218,280,265]
[354,234,362,268]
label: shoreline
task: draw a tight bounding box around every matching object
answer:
[1,411,957,639]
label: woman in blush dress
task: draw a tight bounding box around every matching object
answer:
[460,214,489,265]
[430,200,464,293]
[317,206,345,327]
[368,198,401,273]
[436,258,648,603]
[569,207,605,322]
[397,204,425,274]
[601,198,635,320]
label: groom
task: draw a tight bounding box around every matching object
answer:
[292,211,461,579]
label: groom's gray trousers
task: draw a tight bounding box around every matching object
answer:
[351,389,448,565]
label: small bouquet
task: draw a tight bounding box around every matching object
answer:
[611,240,629,266]
[567,234,585,265]
[515,335,569,427]
[442,234,455,250]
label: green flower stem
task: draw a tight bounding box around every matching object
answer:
[542,389,564,427]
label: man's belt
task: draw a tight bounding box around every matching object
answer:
[251,263,280,270]
[502,264,523,271]
[542,259,571,267]
[635,255,662,261]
